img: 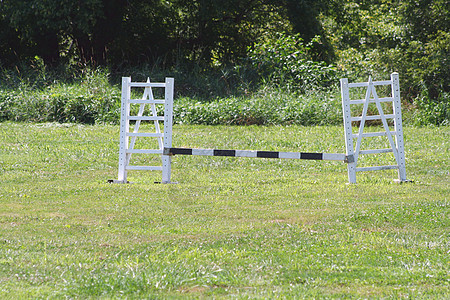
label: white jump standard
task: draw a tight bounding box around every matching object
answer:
[112,73,408,184]
[341,72,408,183]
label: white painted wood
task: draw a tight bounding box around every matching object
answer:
[356,165,398,172]
[391,72,407,181]
[126,84,150,167]
[192,149,214,156]
[126,166,163,171]
[340,73,408,183]
[352,131,396,138]
[128,116,164,121]
[126,149,163,154]
[348,80,392,88]
[340,78,357,183]
[117,77,131,183]
[130,82,166,87]
[235,150,258,158]
[351,114,395,121]
[322,153,347,161]
[373,80,393,86]
[162,78,174,184]
[359,148,393,155]
[348,82,369,88]
[126,133,164,137]
[353,76,373,165]
[115,77,173,184]
[350,97,393,104]
[369,82,400,164]
[129,99,165,104]
[279,152,300,159]
[146,78,163,150]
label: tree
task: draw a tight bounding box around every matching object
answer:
[322,0,449,101]
[1,0,336,67]
[1,0,126,65]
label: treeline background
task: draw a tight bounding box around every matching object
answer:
[0,0,448,125]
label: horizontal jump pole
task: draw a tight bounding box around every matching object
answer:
[164,147,354,163]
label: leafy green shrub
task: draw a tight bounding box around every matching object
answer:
[412,88,449,126]
[1,65,343,126]
[1,62,447,127]
[247,33,340,92]
[116,60,260,100]
[174,86,342,126]
[0,68,121,124]
[0,90,14,121]
[322,1,449,126]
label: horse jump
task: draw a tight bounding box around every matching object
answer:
[112,73,407,184]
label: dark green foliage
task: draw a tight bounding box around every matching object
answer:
[0,90,120,124]
[0,91,13,121]
[0,0,291,67]
[413,88,449,126]
[0,78,341,126]
[0,69,120,124]
[0,66,446,126]
[1,0,124,66]
[174,86,342,126]
[115,62,257,100]
[0,0,449,125]
[323,0,449,117]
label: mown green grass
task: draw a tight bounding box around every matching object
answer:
[0,123,448,298]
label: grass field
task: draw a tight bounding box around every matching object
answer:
[0,122,448,298]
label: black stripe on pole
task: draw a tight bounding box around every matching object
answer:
[214,149,236,156]
[300,152,323,160]
[257,151,279,158]
[170,148,193,155]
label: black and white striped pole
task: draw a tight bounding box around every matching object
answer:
[164,147,352,162]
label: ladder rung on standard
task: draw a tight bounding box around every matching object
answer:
[351,114,394,122]
[352,131,396,138]
[129,99,165,104]
[128,116,164,121]
[126,166,163,171]
[359,148,393,155]
[130,82,166,88]
[126,132,164,137]
[348,80,392,88]
[350,97,393,105]
[356,165,398,172]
